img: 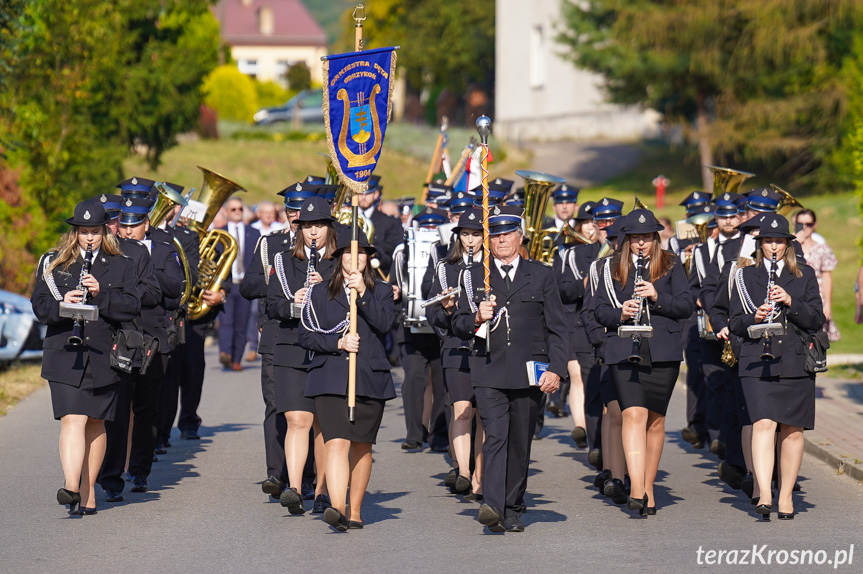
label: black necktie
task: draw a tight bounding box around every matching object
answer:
[502,264,513,291]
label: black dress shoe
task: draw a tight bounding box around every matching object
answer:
[777,511,794,520]
[104,489,124,503]
[547,401,562,417]
[279,487,305,515]
[571,426,588,448]
[152,454,159,463]
[444,467,459,489]
[504,515,525,533]
[604,478,628,505]
[301,482,315,500]
[154,444,168,455]
[680,426,705,449]
[532,432,543,441]
[451,475,472,495]
[627,494,646,511]
[429,443,449,453]
[323,507,348,531]
[401,440,423,450]
[312,494,331,514]
[710,439,727,460]
[180,430,200,440]
[130,476,148,493]
[756,503,772,521]
[261,475,286,497]
[464,493,483,503]
[347,520,364,529]
[593,469,611,491]
[588,448,603,471]
[477,504,505,533]
[163,439,172,448]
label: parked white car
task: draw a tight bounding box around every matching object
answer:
[0,289,44,363]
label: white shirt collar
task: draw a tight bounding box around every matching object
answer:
[304,245,325,259]
[494,256,520,278]
[80,247,100,261]
[765,258,785,276]
[718,232,740,244]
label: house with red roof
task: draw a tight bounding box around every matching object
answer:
[214,0,328,86]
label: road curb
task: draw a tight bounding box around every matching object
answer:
[803,429,863,482]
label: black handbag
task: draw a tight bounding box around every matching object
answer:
[791,323,830,374]
[110,327,160,375]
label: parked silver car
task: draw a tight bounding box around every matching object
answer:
[0,289,44,363]
[253,90,324,125]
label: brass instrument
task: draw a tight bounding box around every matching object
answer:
[335,209,374,244]
[556,225,593,246]
[151,182,193,306]
[769,184,804,215]
[721,339,737,367]
[682,211,713,278]
[514,170,566,264]
[632,195,648,211]
[619,248,653,362]
[596,241,615,260]
[705,165,755,200]
[185,167,245,321]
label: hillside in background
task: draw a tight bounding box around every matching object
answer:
[302,0,353,46]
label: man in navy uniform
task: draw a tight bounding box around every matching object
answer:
[452,206,568,533]
[542,183,579,232]
[357,175,402,277]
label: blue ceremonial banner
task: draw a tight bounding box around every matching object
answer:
[322,47,398,195]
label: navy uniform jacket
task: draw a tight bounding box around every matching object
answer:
[150,226,200,287]
[119,237,162,309]
[594,255,694,365]
[729,262,823,379]
[240,229,294,354]
[452,257,569,387]
[369,209,403,276]
[425,258,474,370]
[299,280,396,400]
[138,239,185,354]
[266,250,335,368]
[32,251,141,388]
[555,246,593,355]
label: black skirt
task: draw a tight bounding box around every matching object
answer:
[49,365,119,421]
[609,361,679,416]
[598,363,617,405]
[274,365,315,414]
[443,368,475,405]
[740,374,815,430]
[314,394,386,444]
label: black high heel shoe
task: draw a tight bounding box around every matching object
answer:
[640,495,656,516]
[755,503,772,521]
[57,488,81,514]
[80,507,97,516]
[323,507,348,532]
[627,494,647,512]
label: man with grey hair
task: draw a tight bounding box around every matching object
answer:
[252,201,285,235]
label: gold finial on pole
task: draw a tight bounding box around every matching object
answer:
[353,4,366,51]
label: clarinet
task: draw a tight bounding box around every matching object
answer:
[66,245,93,347]
[628,249,645,364]
[760,253,778,360]
[292,239,316,318]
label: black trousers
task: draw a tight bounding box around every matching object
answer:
[399,338,447,448]
[99,356,166,491]
[682,317,707,439]
[475,386,542,518]
[723,366,747,470]
[157,347,181,445]
[701,340,727,444]
[260,353,288,481]
[178,321,207,433]
[580,353,603,450]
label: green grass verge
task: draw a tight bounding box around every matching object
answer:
[0,363,45,416]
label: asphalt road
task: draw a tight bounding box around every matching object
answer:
[2,350,862,573]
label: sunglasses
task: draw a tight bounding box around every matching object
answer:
[798,221,815,227]
[228,207,243,212]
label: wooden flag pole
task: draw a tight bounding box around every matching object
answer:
[476,116,492,352]
[421,116,448,203]
[347,4,366,423]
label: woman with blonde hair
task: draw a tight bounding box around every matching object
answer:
[31,199,140,515]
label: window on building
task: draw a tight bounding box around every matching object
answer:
[238,59,258,80]
[529,25,545,89]
[258,7,274,35]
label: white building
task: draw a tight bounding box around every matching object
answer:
[495,0,660,142]
[215,0,327,86]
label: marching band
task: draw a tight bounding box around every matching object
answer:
[31,133,829,530]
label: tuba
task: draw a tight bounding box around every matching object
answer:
[151,182,193,306]
[515,169,566,265]
[769,184,804,215]
[705,165,755,199]
[185,167,245,321]
[323,153,376,243]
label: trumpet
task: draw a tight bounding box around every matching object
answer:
[618,249,653,362]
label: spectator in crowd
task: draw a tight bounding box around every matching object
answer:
[795,209,840,341]
[658,216,675,251]
[252,202,285,236]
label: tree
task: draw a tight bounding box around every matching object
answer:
[556,0,861,192]
[286,62,312,92]
[0,0,219,292]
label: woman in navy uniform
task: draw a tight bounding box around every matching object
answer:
[31,199,141,515]
[298,228,396,531]
[426,207,485,497]
[266,195,336,515]
[594,209,694,515]
[729,213,823,521]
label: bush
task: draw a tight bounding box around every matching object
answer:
[287,62,311,92]
[203,65,258,123]
[256,80,291,109]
